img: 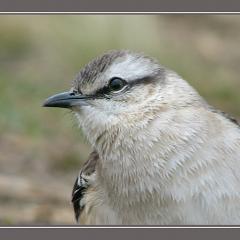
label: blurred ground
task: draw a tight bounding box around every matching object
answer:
[0,15,240,225]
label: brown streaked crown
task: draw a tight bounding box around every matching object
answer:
[73,50,127,90]
[72,50,164,94]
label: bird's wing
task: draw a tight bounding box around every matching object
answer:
[71,151,99,222]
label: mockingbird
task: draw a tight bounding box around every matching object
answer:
[43,50,240,225]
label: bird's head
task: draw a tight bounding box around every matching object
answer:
[43,50,202,146]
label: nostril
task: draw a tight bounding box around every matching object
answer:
[70,89,78,96]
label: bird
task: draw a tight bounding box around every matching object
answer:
[43,50,240,225]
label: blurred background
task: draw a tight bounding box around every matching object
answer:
[0,15,240,225]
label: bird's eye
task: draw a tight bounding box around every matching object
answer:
[108,78,127,92]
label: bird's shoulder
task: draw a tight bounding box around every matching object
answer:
[71,151,99,222]
[209,106,240,127]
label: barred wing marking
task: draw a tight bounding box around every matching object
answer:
[71,151,99,221]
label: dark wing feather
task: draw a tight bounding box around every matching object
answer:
[71,151,99,222]
[71,176,88,221]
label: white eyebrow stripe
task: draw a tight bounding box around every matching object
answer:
[105,55,157,82]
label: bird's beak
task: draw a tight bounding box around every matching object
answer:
[43,91,88,109]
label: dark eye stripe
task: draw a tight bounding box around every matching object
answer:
[129,75,159,87]
[84,75,159,100]
[95,85,112,97]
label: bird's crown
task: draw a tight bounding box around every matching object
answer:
[72,50,166,98]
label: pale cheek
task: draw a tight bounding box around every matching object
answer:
[74,105,118,129]
[88,99,126,116]
[73,91,156,131]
